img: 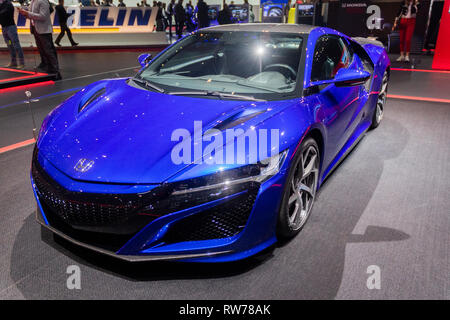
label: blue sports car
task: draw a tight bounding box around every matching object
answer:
[31,24,390,263]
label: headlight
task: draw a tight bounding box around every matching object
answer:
[172,149,288,195]
[137,150,288,216]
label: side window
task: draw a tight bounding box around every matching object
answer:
[311,35,351,82]
[339,37,352,69]
[349,39,374,74]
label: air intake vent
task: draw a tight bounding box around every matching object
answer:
[162,186,259,243]
[78,88,106,113]
[212,110,266,131]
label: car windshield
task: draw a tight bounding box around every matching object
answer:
[136,31,304,101]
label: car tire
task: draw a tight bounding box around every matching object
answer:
[371,70,389,129]
[277,137,320,239]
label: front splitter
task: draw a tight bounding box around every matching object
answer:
[35,205,232,262]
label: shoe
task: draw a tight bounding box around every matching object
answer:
[396,55,404,62]
[55,42,61,47]
[71,42,79,47]
[16,64,25,70]
[37,66,48,73]
[405,56,410,62]
[6,62,17,68]
[54,72,62,81]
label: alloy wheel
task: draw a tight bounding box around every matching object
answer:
[287,144,319,231]
[376,72,389,124]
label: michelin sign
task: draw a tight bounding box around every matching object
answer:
[14,6,157,32]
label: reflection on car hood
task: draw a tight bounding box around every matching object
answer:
[38,78,277,184]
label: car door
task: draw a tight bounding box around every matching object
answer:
[310,35,363,162]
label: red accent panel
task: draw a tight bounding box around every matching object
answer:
[432,0,450,70]
[0,138,35,154]
[388,94,450,104]
[391,67,450,74]
[0,81,54,93]
[0,68,49,83]
[53,46,167,54]
[0,67,40,75]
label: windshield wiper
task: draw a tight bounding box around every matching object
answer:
[132,77,165,93]
[194,76,281,93]
[235,81,282,93]
[168,91,265,102]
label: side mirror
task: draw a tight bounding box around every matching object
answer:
[138,53,152,67]
[334,68,370,87]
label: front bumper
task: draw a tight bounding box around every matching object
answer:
[36,204,232,262]
[31,149,286,262]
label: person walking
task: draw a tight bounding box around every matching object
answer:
[393,0,419,62]
[18,0,62,79]
[0,0,25,68]
[55,0,78,47]
[174,0,185,39]
[196,0,209,29]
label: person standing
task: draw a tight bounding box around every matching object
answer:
[243,0,253,23]
[217,3,231,25]
[167,0,176,40]
[393,0,419,62]
[185,1,195,32]
[0,0,25,68]
[174,0,185,39]
[161,2,168,30]
[196,0,209,29]
[155,1,164,31]
[18,0,62,79]
[284,0,291,24]
[55,0,78,47]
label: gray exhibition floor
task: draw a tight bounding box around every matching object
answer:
[0,52,448,299]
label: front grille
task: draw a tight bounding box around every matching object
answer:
[30,148,171,237]
[33,159,142,228]
[39,201,136,252]
[32,147,260,246]
[163,186,259,243]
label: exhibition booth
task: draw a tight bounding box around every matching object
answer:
[0,3,168,88]
[4,5,168,48]
[0,1,449,87]
[0,1,448,58]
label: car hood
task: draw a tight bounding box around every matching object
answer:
[38,78,277,184]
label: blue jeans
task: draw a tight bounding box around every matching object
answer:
[2,25,24,65]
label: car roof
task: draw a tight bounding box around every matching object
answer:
[202,23,317,35]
